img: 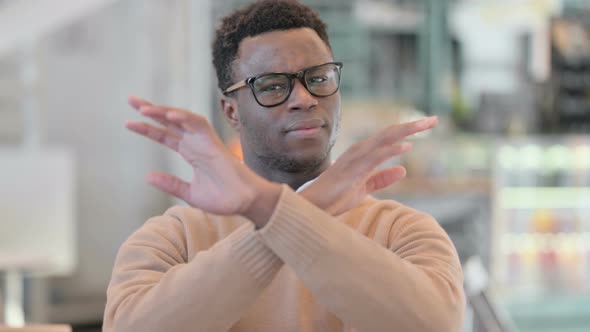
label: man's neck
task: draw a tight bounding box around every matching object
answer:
[244,155,329,191]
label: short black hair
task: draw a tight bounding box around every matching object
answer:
[212,0,331,92]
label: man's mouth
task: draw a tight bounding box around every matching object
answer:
[284,119,326,132]
[284,119,327,139]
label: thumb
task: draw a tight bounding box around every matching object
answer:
[146,172,191,202]
[365,165,407,193]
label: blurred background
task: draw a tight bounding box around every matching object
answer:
[0,0,589,331]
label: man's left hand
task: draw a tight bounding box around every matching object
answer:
[300,116,438,216]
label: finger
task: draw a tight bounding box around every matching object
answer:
[125,121,180,151]
[365,141,412,174]
[138,107,184,136]
[143,107,225,148]
[377,141,413,160]
[128,97,183,135]
[146,172,191,202]
[140,105,205,134]
[365,165,407,193]
[379,116,438,145]
[165,109,209,133]
[128,95,153,110]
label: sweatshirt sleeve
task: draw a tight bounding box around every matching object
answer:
[103,207,283,332]
[257,185,465,332]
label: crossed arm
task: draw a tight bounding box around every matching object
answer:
[103,96,464,332]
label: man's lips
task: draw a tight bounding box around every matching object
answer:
[284,119,326,132]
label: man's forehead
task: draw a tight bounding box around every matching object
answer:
[234,28,333,77]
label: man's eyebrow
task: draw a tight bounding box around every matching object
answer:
[246,63,326,76]
[240,67,293,78]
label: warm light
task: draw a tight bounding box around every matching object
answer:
[227,136,243,161]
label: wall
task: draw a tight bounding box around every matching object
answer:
[19,0,211,323]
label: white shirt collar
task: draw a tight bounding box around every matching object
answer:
[296,160,333,192]
[296,177,318,193]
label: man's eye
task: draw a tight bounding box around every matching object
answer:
[309,76,328,84]
[261,84,286,92]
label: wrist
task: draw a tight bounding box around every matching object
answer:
[300,184,328,211]
[242,180,282,229]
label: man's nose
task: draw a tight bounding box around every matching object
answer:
[286,79,318,111]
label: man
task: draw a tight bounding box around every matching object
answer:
[103,1,465,331]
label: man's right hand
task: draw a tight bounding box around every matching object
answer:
[125,96,282,227]
[299,116,438,216]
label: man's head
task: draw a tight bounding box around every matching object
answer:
[213,0,341,176]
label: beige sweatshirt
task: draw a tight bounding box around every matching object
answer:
[104,185,465,332]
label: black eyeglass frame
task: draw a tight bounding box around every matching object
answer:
[223,62,343,108]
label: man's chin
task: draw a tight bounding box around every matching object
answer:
[283,156,327,173]
[259,150,329,173]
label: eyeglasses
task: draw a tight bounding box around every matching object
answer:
[223,62,343,107]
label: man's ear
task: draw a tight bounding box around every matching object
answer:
[221,96,240,130]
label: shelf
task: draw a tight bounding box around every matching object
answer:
[498,187,590,208]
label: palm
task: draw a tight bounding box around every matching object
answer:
[301,116,438,215]
[302,157,404,216]
[184,154,252,215]
[126,96,258,215]
[185,167,246,215]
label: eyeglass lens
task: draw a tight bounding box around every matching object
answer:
[252,63,340,106]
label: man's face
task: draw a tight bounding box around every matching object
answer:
[227,28,341,173]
